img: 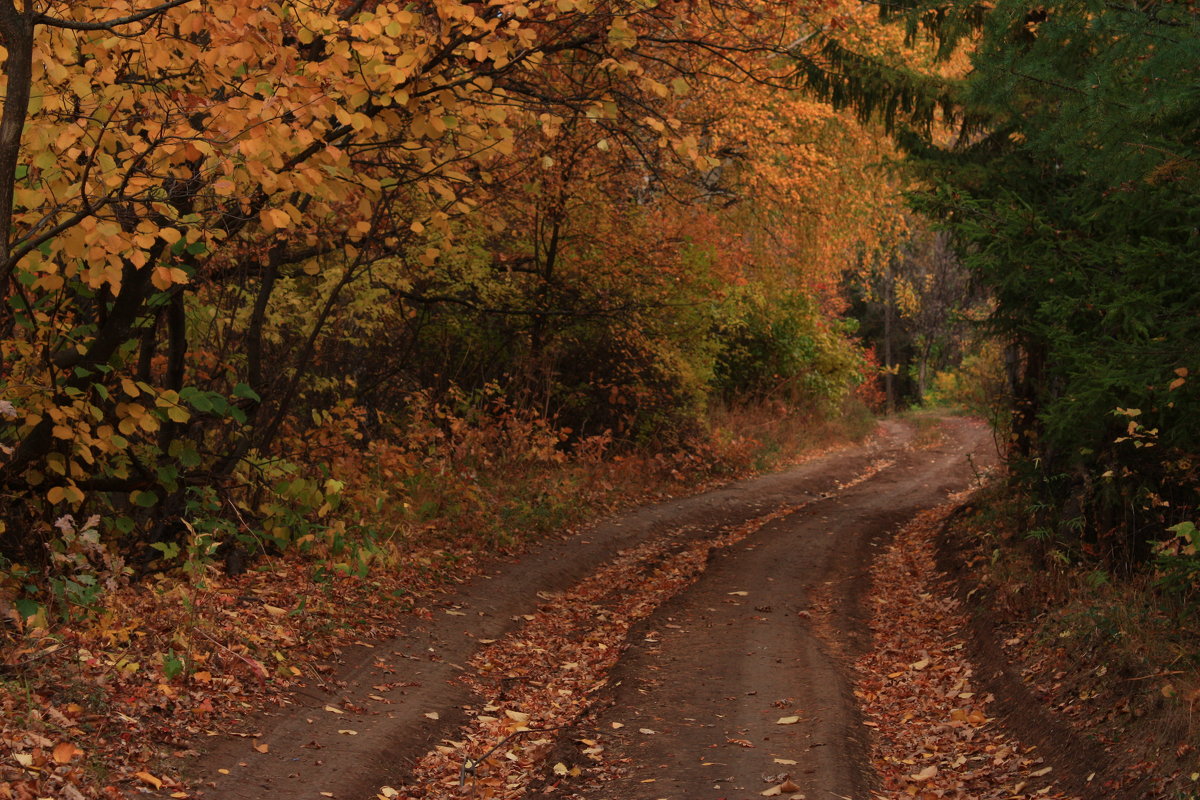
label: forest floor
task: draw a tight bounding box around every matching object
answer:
[6,415,1192,800]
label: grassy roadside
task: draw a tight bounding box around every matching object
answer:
[941,485,1200,800]
[0,401,875,800]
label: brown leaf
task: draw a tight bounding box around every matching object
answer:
[909,765,937,781]
[52,741,81,764]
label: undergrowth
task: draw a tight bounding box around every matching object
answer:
[0,398,874,798]
[948,485,1200,800]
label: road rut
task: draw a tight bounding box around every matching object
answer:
[186,416,995,799]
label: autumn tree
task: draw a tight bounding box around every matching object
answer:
[0,0,909,573]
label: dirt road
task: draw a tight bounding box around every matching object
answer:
[188,416,996,799]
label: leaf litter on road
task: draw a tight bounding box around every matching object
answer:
[855,501,1081,800]
[386,504,809,800]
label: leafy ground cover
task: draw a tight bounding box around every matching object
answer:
[857,500,1080,800]
[0,406,868,800]
[937,490,1200,800]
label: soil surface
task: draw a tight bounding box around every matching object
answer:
[185,416,998,799]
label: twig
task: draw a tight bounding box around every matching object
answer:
[196,629,267,680]
[459,726,565,788]
[1126,669,1184,681]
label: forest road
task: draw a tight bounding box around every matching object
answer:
[187,415,996,800]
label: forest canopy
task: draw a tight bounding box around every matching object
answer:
[0,0,915,585]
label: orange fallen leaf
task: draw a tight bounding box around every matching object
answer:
[52,741,81,764]
[253,743,269,754]
[135,771,164,789]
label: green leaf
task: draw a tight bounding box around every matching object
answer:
[14,598,41,622]
[232,383,261,402]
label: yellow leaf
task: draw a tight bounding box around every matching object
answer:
[253,742,269,753]
[260,208,290,232]
[135,771,163,789]
[151,266,176,291]
[775,715,800,725]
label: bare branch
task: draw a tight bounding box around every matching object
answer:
[34,0,193,32]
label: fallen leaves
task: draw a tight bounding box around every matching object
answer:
[760,777,802,797]
[134,771,163,789]
[854,504,1075,800]
[52,742,82,764]
[381,506,804,799]
[775,715,800,725]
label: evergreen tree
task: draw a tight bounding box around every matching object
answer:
[802,0,1200,565]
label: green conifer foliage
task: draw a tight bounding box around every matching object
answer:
[805,0,1200,564]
